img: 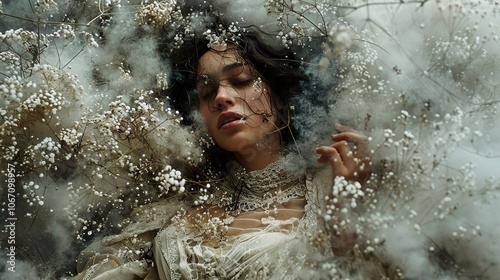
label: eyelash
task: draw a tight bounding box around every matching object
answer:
[197,78,254,101]
[233,79,253,88]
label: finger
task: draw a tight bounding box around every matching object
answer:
[333,124,368,151]
[331,132,368,145]
[332,141,356,171]
[332,141,372,181]
[335,123,358,133]
[331,132,369,158]
[316,146,339,163]
[316,146,353,178]
[356,160,371,178]
[315,146,344,168]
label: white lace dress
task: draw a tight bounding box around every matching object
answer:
[75,158,333,279]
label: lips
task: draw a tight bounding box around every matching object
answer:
[217,111,244,129]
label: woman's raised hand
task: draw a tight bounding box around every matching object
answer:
[315,123,371,182]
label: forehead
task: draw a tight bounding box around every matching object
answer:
[197,48,243,74]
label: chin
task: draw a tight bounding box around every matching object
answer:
[218,139,256,154]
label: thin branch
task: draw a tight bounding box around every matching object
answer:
[1,13,103,31]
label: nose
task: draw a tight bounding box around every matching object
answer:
[214,84,234,109]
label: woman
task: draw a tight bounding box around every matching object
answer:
[73,23,370,280]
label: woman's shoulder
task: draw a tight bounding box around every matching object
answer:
[103,197,188,244]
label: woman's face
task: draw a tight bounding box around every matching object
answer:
[196,48,282,156]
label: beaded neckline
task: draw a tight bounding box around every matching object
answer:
[207,155,307,212]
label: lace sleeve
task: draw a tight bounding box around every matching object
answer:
[75,198,186,278]
[305,167,332,214]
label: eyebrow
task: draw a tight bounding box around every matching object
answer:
[221,62,244,73]
[196,62,245,85]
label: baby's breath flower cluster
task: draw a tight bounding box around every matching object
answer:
[202,21,246,51]
[323,176,366,231]
[0,1,204,265]
[173,202,227,244]
[34,0,57,15]
[58,90,201,224]
[0,28,49,65]
[193,183,213,206]
[156,72,169,90]
[134,0,207,50]
[22,181,46,207]
[265,0,338,48]
[154,165,186,196]
[135,0,182,29]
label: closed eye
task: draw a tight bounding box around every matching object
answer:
[232,79,253,88]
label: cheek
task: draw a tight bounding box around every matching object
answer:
[245,88,272,110]
[199,108,214,129]
[199,107,217,135]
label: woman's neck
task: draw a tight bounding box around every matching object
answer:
[232,129,283,171]
[234,149,281,171]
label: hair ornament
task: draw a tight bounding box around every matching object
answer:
[203,22,245,51]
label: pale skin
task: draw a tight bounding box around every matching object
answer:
[316,123,371,182]
[196,48,282,171]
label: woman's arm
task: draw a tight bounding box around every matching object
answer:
[313,124,371,255]
[72,254,123,280]
[72,231,156,279]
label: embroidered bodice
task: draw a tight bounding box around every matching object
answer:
[152,156,332,280]
[205,157,308,212]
